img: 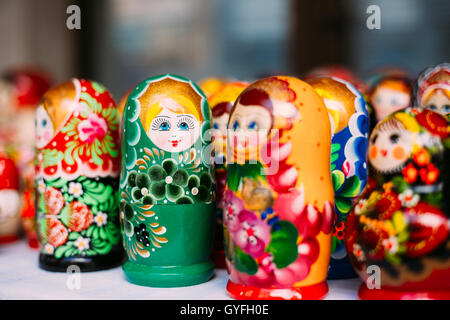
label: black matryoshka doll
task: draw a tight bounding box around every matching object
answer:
[120,74,216,287]
[35,79,123,271]
[345,107,449,299]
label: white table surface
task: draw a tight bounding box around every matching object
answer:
[0,240,362,300]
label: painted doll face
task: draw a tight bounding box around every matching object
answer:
[423,89,450,115]
[371,87,410,122]
[228,104,271,159]
[368,119,412,173]
[35,104,54,148]
[148,106,200,153]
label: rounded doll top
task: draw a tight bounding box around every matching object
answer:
[120,74,215,205]
[414,63,450,117]
[35,78,120,180]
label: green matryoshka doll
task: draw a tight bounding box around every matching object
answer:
[120,74,216,287]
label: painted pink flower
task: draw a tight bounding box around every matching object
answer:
[273,186,305,223]
[232,210,271,258]
[222,190,245,232]
[77,113,107,143]
[342,159,355,177]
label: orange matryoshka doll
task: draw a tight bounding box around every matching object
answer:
[223,76,335,300]
[209,81,249,268]
[35,79,123,271]
[198,77,233,99]
[369,76,412,123]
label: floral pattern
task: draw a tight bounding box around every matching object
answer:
[35,79,120,181]
[36,176,121,258]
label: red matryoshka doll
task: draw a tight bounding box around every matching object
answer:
[345,107,449,299]
[209,81,249,268]
[368,76,412,123]
[0,69,51,248]
[223,76,335,300]
[0,155,20,243]
[414,63,450,118]
[35,79,123,271]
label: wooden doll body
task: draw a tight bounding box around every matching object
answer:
[308,77,369,279]
[209,81,249,268]
[120,74,216,287]
[35,79,123,272]
[223,76,335,300]
[345,107,449,299]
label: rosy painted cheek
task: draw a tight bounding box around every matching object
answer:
[392,146,406,160]
[369,146,378,159]
[43,130,52,142]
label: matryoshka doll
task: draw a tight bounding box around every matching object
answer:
[198,77,232,99]
[223,76,335,300]
[35,79,123,271]
[0,155,20,243]
[0,69,51,247]
[345,107,449,299]
[414,62,450,118]
[209,81,249,268]
[307,77,369,279]
[120,74,216,287]
[368,76,412,125]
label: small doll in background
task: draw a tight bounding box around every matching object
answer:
[369,76,412,123]
[414,62,450,118]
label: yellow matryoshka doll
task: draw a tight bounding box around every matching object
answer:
[120,74,216,287]
[223,76,335,299]
[209,81,249,268]
[35,79,123,271]
[198,77,233,99]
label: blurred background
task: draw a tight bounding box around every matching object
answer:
[0,0,448,99]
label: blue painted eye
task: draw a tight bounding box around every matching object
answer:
[41,119,47,127]
[213,123,219,130]
[159,122,170,131]
[179,122,189,130]
[232,121,239,131]
[248,120,257,130]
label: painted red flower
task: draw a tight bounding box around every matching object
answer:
[419,163,440,185]
[68,201,93,232]
[44,187,65,215]
[402,163,418,184]
[413,148,430,167]
[77,113,108,144]
[46,218,68,247]
[405,202,448,257]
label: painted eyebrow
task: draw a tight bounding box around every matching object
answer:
[154,115,170,119]
[177,114,194,118]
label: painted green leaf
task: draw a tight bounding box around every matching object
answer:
[234,246,258,275]
[173,169,189,187]
[391,176,409,193]
[338,175,361,198]
[335,197,353,214]
[60,205,71,227]
[266,221,298,268]
[54,244,71,259]
[331,170,345,191]
[227,163,241,192]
